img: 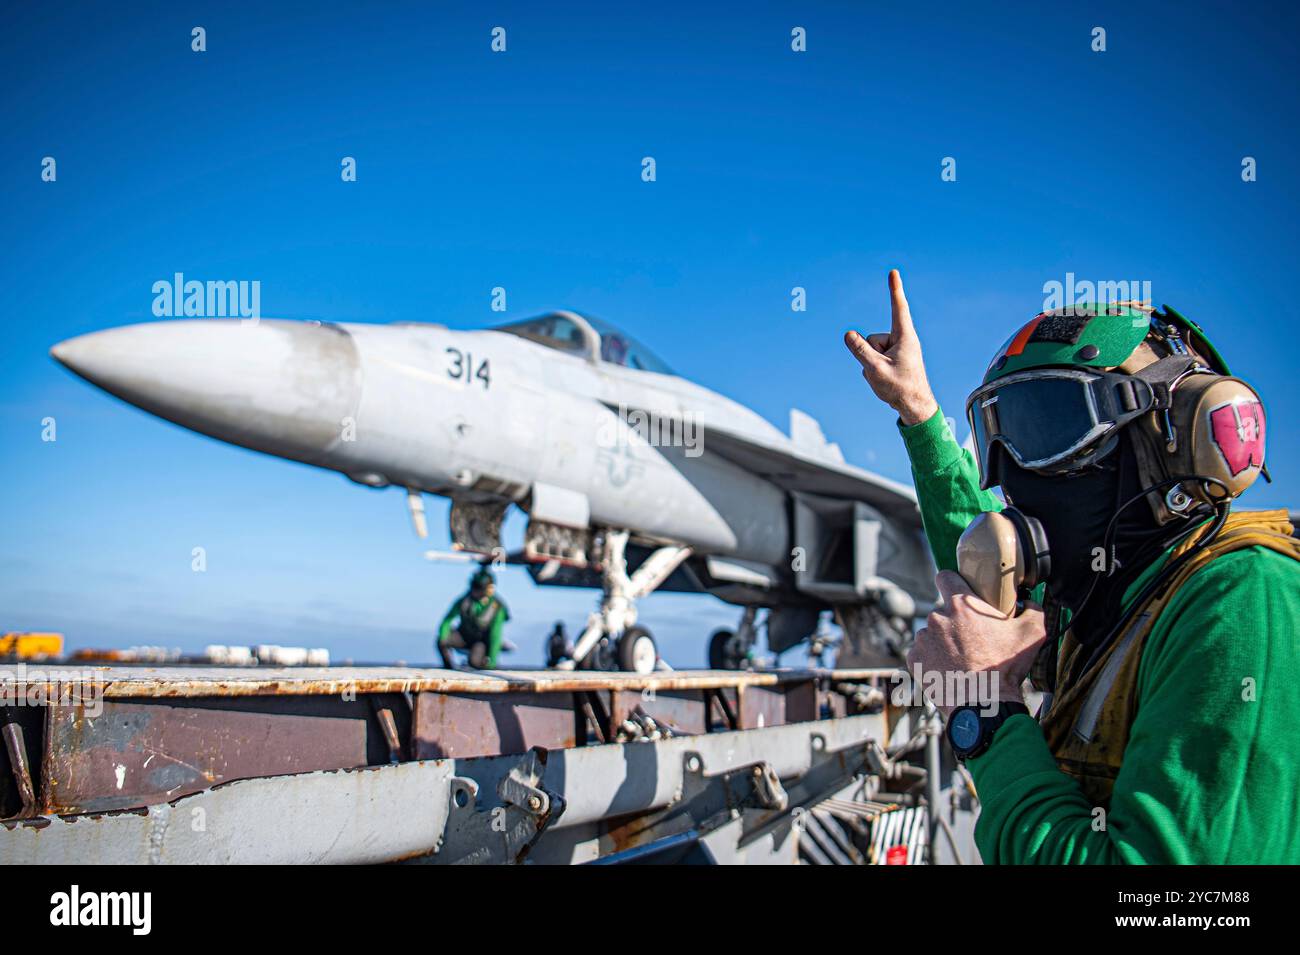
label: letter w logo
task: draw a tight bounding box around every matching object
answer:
[1210,400,1265,476]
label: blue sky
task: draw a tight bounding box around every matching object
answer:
[3,2,1297,666]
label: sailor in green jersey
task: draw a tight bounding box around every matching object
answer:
[437,569,510,670]
[845,270,1300,864]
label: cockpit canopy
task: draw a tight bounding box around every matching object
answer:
[494,312,675,375]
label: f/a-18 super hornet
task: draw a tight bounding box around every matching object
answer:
[51,310,936,672]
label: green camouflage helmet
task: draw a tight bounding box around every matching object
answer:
[981,303,1230,385]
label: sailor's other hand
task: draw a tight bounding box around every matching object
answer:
[906,570,1047,718]
[844,269,939,426]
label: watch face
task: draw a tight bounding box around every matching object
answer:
[949,708,982,753]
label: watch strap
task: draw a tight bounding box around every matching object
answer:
[948,700,1029,761]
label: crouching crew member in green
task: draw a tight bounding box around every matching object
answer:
[845,269,1300,863]
[437,569,510,670]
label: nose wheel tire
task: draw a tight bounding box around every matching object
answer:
[617,626,658,674]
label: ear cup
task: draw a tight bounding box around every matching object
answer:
[1168,374,1266,503]
[955,511,1026,614]
[954,507,1051,613]
[1003,506,1051,589]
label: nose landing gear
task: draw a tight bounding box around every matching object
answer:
[567,625,657,674]
[617,626,658,674]
[551,529,691,675]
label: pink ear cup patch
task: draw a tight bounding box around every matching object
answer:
[1210,400,1266,477]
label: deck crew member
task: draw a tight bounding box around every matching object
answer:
[845,270,1300,863]
[437,569,510,670]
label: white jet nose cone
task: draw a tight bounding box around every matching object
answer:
[52,320,362,462]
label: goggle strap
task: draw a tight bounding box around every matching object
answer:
[1117,378,1143,413]
[1131,354,1198,410]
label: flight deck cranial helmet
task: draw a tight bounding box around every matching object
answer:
[965,302,1268,524]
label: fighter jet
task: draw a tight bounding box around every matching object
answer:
[51,311,936,672]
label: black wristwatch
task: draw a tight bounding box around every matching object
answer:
[946,701,1029,762]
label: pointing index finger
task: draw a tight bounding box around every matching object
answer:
[888,269,916,340]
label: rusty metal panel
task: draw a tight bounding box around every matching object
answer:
[413,692,576,759]
[739,679,819,728]
[42,698,370,814]
[738,685,787,729]
[783,679,819,723]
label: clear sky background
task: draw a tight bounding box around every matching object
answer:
[3,2,1297,667]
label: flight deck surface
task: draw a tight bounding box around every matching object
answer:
[4,663,902,697]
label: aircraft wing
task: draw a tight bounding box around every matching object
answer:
[603,399,923,529]
[698,424,924,528]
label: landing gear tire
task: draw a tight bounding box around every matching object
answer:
[617,626,658,674]
[708,628,750,671]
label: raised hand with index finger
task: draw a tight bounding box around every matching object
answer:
[844,269,939,426]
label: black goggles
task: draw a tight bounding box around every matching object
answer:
[965,368,1159,489]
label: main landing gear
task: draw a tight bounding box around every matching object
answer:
[708,606,759,671]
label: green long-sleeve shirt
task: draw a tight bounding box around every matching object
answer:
[899,407,1300,863]
[438,595,508,668]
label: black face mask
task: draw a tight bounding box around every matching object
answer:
[999,432,1167,642]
